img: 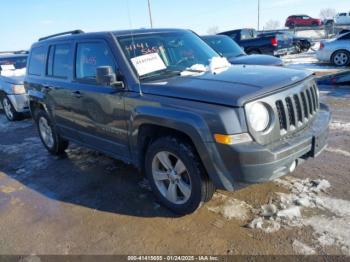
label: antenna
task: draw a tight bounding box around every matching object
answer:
[147,0,154,28]
[126,0,143,96]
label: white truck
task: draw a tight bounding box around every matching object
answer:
[0,51,29,121]
[334,12,350,25]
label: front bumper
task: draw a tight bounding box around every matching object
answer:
[214,104,331,185]
[7,94,29,113]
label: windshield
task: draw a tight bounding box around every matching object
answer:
[117,31,220,79]
[203,36,245,58]
[0,56,27,71]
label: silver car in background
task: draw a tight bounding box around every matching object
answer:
[0,51,29,121]
[316,33,350,66]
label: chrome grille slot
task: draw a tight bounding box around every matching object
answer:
[301,92,309,119]
[274,84,319,136]
[276,100,287,131]
[285,97,296,127]
[293,94,303,123]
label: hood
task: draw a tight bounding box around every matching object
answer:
[228,54,283,66]
[0,74,24,85]
[141,65,312,107]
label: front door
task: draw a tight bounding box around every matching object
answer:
[72,40,130,160]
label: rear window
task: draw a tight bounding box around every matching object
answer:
[28,46,46,76]
[0,56,27,71]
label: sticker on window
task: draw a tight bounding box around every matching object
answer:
[131,53,166,76]
[1,64,15,71]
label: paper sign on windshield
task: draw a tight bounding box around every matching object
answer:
[1,64,15,71]
[131,53,166,76]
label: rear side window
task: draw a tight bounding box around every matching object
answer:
[75,42,115,81]
[47,44,72,78]
[28,46,46,76]
[339,33,350,40]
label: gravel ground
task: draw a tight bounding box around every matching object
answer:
[0,85,349,255]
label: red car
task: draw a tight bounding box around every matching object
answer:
[285,15,322,28]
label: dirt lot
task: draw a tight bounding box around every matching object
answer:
[0,85,349,255]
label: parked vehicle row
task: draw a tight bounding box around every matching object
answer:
[17,28,330,214]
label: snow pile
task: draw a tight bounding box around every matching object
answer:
[208,197,253,221]
[180,57,231,76]
[329,121,350,132]
[292,240,316,255]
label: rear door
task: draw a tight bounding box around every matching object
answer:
[44,42,83,141]
[71,39,129,159]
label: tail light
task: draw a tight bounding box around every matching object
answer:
[271,37,278,47]
[319,42,324,50]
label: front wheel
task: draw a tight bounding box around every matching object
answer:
[331,50,350,66]
[145,137,215,214]
[35,110,69,155]
[1,96,20,121]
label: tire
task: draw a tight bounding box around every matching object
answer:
[1,96,20,121]
[288,22,295,29]
[145,136,215,214]
[331,50,350,67]
[35,110,69,155]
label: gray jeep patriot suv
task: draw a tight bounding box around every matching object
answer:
[25,29,330,214]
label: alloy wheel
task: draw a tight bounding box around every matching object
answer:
[151,151,192,205]
[38,117,54,148]
[334,52,349,66]
[3,98,14,120]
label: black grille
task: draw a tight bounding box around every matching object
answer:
[275,85,319,134]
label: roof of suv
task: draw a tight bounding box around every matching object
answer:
[33,28,189,46]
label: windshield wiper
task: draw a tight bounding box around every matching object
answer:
[139,69,182,80]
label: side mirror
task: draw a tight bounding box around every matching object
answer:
[96,66,124,88]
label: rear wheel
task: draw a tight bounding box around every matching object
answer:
[145,136,215,214]
[247,49,261,55]
[331,50,350,66]
[35,110,69,155]
[1,96,20,121]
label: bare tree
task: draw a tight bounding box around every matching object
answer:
[319,8,336,20]
[264,20,280,30]
[207,26,220,35]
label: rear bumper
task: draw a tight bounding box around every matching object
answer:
[7,94,29,113]
[273,47,294,56]
[210,104,330,187]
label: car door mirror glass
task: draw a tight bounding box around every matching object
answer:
[96,66,124,88]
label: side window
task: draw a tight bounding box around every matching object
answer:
[75,42,116,82]
[339,33,350,40]
[28,46,46,76]
[53,44,72,78]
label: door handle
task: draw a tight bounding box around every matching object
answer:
[71,91,83,98]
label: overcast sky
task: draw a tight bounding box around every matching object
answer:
[0,0,349,50]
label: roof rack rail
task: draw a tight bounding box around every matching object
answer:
[0,50,29,55]
[38,30,84,41]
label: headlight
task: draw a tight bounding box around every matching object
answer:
[246,102,270,132]
[12,85,25,94]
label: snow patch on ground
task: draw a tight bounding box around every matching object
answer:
[304,216,350,255]
[329,121,350,132]
[0,137,50,176]
[207,176,350,254]
[292,240,316,255]
[0,115,33,131]
[208,198,253,221]
[325,147,350,157]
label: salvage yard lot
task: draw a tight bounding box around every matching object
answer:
[0,86,349,255]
